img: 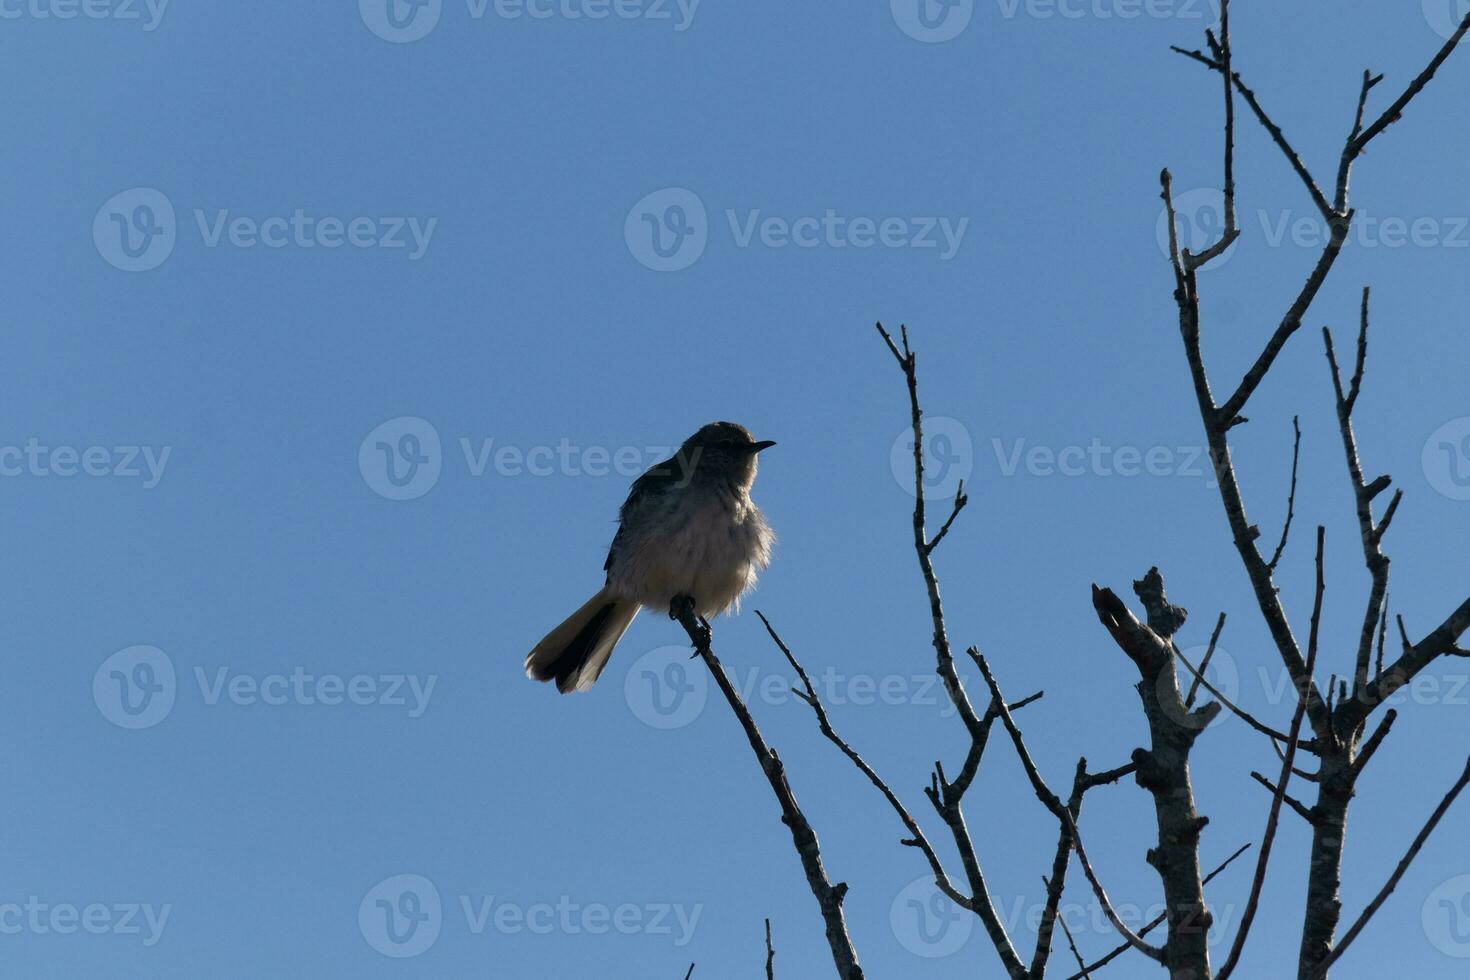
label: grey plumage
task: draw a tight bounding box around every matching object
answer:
[525,421,776,693]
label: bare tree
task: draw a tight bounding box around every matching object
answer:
[668,5,1470,978]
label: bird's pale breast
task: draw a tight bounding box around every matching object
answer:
[608,485,772,617]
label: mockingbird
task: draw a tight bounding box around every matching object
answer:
[525,421,776,693]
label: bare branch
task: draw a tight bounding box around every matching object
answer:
[671,599,864,980]
[1267,417,1302,572]
[1173,640,1309,748]
[1185,2,1240,269]
[1216,526,1325,980]
[1348,12,1470,154]
[765,919,774,980]
[877,323,1029,980]
[1270,736,1322,782]
[973,651,1165,964]
[755,610,970,913]
[1350,709,1397,777]
[1030,757,1137,979]
[1048,876,1094,979]
[1323,289,1400,701]
[1185,611,1227,708]
[1373,598,1389,679]
[1217,221,1350,429]
[1308,752,1470,979]
[925,481,969,555]
[1170,44,1334,220]
[1063,843,1253,980]
[1349,596,1470,723]
[1335,70,1384,209]
[1250,771,1317,825]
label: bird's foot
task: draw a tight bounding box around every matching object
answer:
[669,595,710,653]
[669,594,696,623]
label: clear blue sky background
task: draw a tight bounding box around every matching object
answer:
[3,2,1469,977]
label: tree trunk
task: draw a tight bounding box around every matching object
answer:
[1297,747,1353,979]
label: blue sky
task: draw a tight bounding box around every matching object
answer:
[3,2,1469,977]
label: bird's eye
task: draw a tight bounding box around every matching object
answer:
[717,439,735,448]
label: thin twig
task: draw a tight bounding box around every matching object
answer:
[925,480,969,554]
[1185,0,1239,269]
[1249,771,1316,825]
[1349,12,1470,153]
[1185,611,1227,708]
[1267,417,1302,571]
[1046,875,1093,979]
[1171,44,1334,220]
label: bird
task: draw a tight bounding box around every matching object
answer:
[525,421,776,693]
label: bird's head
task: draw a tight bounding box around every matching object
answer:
[679,421,775,489]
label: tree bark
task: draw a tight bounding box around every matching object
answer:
[1297,747,1352,978]
[1093,573,1216,980]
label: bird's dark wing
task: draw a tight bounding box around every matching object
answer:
[604,450,690,572]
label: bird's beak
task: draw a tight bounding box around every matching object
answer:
[749,440,777,454]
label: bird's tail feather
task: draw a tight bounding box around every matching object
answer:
[525,587,640,693]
